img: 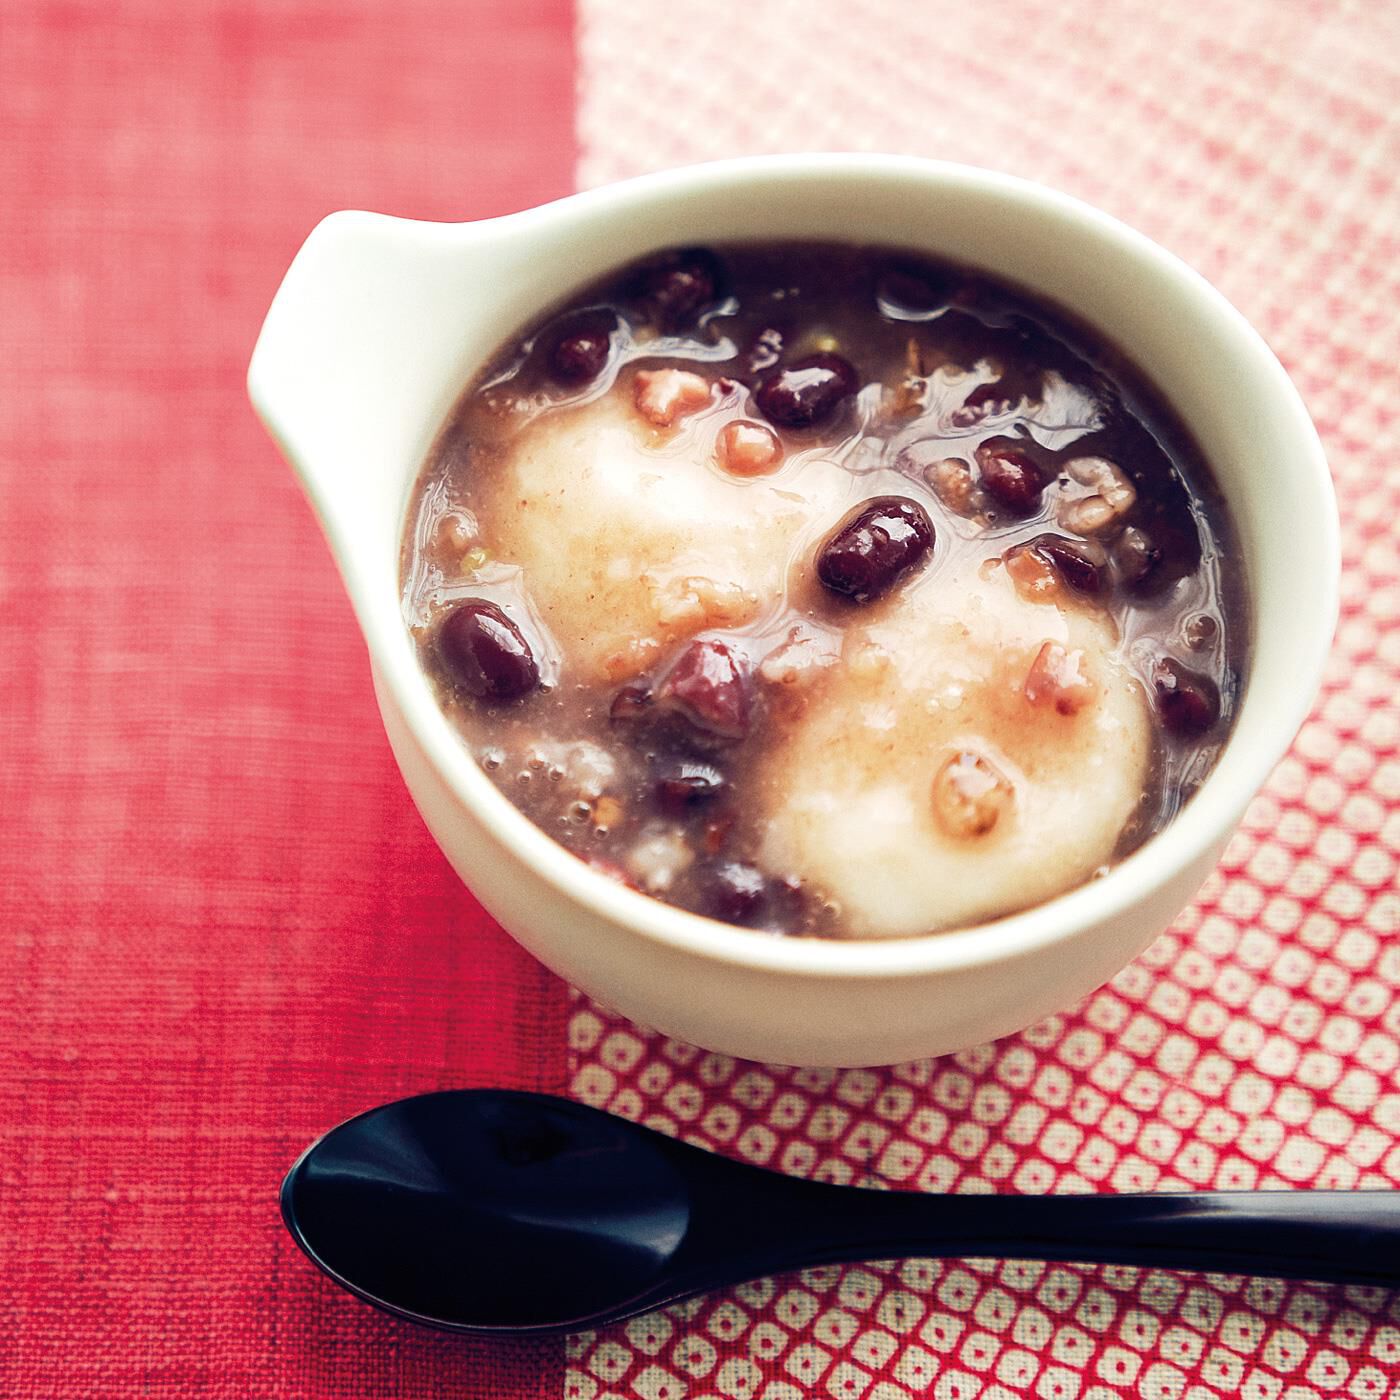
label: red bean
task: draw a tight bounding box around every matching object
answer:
[658,638,750,740]
[655,759,727,813]
[705,861,768,925]
[976,443,1045,515]
[1151,657,1221,737]
[1114,518,1200,596]
[1112,526,1162,592]
[608,683,653,727]
[816,497,934,604]
[755,352,858,429]
[1030,534,1106,595]
[932,751,1015,838]
[438,600,539,701]
[634,248,721,330]
[547,309,617,385]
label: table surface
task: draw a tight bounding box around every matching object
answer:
[2,2,1398,1397]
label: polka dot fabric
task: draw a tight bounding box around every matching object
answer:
[568,0,1400,1396]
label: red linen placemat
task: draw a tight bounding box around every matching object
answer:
[564,2,1400,1398]
[0,2,575,1395]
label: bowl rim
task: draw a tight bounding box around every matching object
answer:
[352,153,1340,979]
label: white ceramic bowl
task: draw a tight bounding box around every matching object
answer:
[248,154,1337,1067]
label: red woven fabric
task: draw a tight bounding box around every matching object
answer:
[564,2,1400,1398]
[0,2,575,1395]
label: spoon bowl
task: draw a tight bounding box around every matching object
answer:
[283,1090,691,1331]
[283,1090,1400,1334]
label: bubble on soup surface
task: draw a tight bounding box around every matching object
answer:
[758,562,1150,936]
[480,395,848,683]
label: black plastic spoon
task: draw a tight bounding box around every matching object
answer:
[281,1089,1400,1334]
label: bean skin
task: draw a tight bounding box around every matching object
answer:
[755,352,858,429]
[705,861,768,925]
[976,443,1045,515]
[816,497,934,604]
[438,600,539,701]
[1031,534,1106,596]
[1152,656,1221,737]
[655,759,727,812]
[658,638,750,740]
[634,248,721,330]
[547,309,617,385]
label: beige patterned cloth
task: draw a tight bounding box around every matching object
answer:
[567,1,1400,1397]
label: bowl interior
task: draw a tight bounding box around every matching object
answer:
[280,156,1337,976]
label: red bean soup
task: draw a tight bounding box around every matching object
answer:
[400,244,1245,938]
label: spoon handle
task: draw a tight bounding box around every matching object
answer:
[773,1184,1400,1286]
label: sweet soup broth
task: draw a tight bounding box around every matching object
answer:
[401,244,1245,937]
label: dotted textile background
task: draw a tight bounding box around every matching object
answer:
[566,1,1400,1397]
